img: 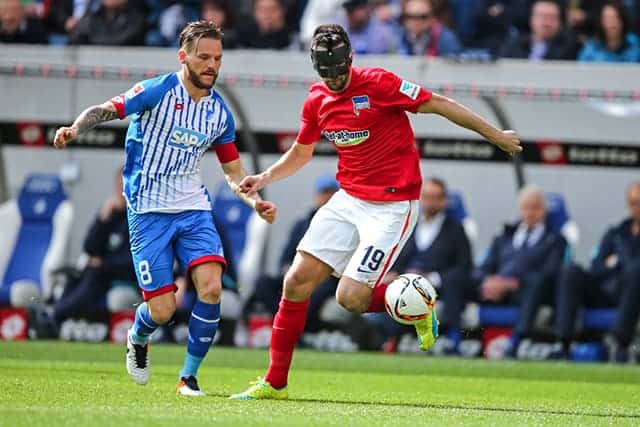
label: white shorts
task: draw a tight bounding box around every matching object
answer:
[297,189,419,288]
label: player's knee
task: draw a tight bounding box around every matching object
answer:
[335,287,366,313]
[197,280,222,304]
[148,299,176,325]
[283,270,312,300]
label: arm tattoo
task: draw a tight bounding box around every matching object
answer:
[71,105,118,134]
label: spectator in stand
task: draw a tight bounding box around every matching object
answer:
[0,0,48,44]
[564,0,605,43]
[398,0,462,57]
[201,0,238,49]
[244,176,340,332]
[70,0,146,46]
[339,0,398,54]
[471,1,516,56]
[384,178,473,353]
[44,0,93,38]
[501,0,580,60]
[372,0,401,26]
[472,185,567,356]
[145,1,197,47]
[299,0,344,48]
[578,1,640,62]
[552,182,640,362]
[236,0,297,49]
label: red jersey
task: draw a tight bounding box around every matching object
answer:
[296,67,432,202]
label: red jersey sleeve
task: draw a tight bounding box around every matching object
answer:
[374,69,432,113]
[295,95,321,145]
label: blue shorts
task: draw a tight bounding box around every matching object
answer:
[127,209,226,301]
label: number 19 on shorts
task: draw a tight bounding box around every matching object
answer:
[360,246,385,272]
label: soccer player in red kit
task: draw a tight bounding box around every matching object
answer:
[231,24,521,400]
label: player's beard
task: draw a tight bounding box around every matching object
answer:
[186,62,217,90]
[323,72,350,93]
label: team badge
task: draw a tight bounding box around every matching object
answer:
[399,80,420,100]
[352,95,370,116]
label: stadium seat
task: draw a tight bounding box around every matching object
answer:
[545,192,580,247]
[446,190,478,244]
[211,181,269,301]
[0,174,73,307]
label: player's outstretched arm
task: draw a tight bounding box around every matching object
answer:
[222,159,277,224]
[418,93,522,155]
[239,141,314,195]
[53,101,118,149]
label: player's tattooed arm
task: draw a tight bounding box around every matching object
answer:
[71,102,118,134]
[53,101,118,149]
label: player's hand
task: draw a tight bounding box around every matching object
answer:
[255,200,276,224]
[53,126,78,149]
[491,130,522,156]
[239,173,270,196]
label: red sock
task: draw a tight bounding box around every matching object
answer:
[264,298,310,389]
[366,283,388,313]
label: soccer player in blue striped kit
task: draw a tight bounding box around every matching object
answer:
[53,21,276,396]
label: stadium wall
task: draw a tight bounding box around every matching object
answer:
[1,46,639,273]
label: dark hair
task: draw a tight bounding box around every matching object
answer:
[596,1,630,47]
[179,20,224,52]
[531,0,565,24]
[424,177,448,196]
[311,24,352,52]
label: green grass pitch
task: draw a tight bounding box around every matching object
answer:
[2,341,639,426]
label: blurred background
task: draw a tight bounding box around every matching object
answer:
[1,0,639,363]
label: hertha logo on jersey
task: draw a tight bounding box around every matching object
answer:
[352,95,370,116]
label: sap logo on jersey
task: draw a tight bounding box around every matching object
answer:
[169,126,207,149]
[322,129,370,147]
[352,95,370,116]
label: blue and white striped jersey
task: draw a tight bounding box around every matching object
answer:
[111,72,235,213]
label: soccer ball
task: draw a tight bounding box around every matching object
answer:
[384,274,437,325]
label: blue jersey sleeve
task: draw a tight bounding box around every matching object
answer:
[110,73,177,119]
[218,104,236,144]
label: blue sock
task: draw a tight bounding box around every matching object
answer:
[130,302,159,345]
[179,300,220,378]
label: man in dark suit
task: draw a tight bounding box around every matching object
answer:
[473,185,567,355]
[387,177,472,352]
[552,182,640,362]
[500,0,579,61]
[0,0,48,44]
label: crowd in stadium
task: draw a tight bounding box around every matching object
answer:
[2,0,640,63]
